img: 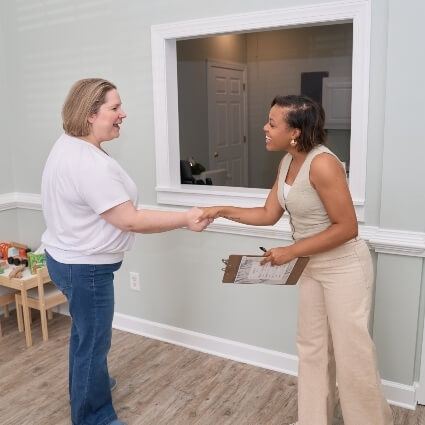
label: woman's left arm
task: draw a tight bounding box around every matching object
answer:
[262,153,358,265]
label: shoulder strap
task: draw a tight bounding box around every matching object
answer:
[298,145,339,179]
[277,153,292,206]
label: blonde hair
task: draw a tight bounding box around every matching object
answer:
[62,78,117,137]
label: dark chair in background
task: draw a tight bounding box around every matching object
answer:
[180,160,195,184]
[180,160,213,185]
[180,160,227,185]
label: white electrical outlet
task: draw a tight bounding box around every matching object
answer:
[129,272,140,291]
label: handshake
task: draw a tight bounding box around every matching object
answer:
[185,207,219,232]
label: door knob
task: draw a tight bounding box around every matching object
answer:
[214,152,219,158]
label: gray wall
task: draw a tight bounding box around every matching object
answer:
[1,0,424,389]
[369,0,425,383]
[0,17,13,194]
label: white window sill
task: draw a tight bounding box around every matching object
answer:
[156,185,365,222]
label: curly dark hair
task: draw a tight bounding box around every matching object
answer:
[271,95,327,152]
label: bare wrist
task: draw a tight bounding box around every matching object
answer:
[290,243,300,259]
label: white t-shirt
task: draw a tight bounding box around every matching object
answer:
[41,133,138,264]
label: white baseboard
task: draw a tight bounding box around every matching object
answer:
[112,312,417,410]
[112,312,298,377]
[382,379,417,410]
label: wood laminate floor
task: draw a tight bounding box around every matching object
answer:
[0,312,424,425]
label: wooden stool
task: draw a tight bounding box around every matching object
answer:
[15,267,67,343]
[0,290,17,337]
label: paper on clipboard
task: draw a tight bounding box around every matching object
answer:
[222,255,309,285]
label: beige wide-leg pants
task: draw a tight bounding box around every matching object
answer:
[296,238,393,425]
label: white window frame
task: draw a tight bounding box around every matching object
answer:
[151,0,371,222]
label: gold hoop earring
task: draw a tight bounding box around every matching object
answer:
[290,139,297,147]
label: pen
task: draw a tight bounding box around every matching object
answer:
[259,246,267,253]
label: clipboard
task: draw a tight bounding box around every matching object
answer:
[222,255,309,285]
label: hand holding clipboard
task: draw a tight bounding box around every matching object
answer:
[221,252,309,285]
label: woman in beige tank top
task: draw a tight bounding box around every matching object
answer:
[198,95,393,425]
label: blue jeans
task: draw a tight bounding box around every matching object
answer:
[45,250,122,425]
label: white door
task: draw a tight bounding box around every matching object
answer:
[207,61,248,187]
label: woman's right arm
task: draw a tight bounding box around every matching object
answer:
[198,173,284,226]
[101,202,209,233]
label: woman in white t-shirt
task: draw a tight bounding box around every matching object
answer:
[41,78,210,425]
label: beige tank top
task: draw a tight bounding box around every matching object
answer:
[277,145,340,242]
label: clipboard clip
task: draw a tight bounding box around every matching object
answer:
[221,258,228,271]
